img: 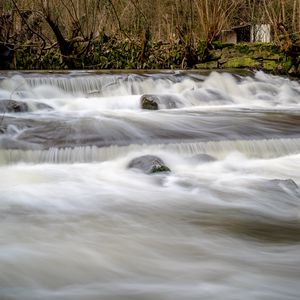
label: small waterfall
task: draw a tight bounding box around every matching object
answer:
[2,72,300,109]
[24,73,196,96]
[26,74,128,95]
[1,137,300,164]
[0,72,200,97]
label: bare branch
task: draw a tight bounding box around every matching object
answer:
[10,0,46,49]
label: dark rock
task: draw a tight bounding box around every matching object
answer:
[252,178,300,199]
[0,100,53,113]
[0,136,43,150]
[128,155,171,174]
[0,100,29,113]
[269,179,298,190]
[141,94,159,110]
[159,94,183,109]
[141,94,183,110]
[32,102,53,111]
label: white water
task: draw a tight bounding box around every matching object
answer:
[1,137,300,165]
[0,71,300,300]
[1,71,300,111]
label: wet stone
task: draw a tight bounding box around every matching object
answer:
[128,155,171,174]
[269,179,298,190]
[0,100,29,113]
[33,102,53,111]
[140,94,183,110]
[191,153,217,163]
[141,95,159,110]
[0,100,53,113]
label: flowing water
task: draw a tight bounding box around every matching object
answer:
[0,70,300,300]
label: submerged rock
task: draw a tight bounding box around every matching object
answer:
[0,137,43,150]
[269,179,298,190]
[32,102,53,111]
[0,100,29,113]
[128,155,171,174]
[0,100,53,113]
[141,94,183,110]
[191,153,216,163]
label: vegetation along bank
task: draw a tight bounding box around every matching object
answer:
[0,0,300,75]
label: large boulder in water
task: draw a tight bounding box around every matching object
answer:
[0,100,53,113]
[0,100,29,113]
[141,94,183,110]
[141,95,159,110]
[128,155,171,174]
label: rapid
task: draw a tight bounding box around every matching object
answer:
[0,70,300,300]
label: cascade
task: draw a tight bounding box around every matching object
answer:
[0,137,300,164]
[0,71,300,300]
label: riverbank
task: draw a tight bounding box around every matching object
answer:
[196,42,299,77]
[3,40,300,77]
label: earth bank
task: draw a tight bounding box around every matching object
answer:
[2,40,300,77]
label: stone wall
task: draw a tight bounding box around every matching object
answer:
[196,43,299,76]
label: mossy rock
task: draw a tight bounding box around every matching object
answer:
[219,48,247,64]
[235,44,251,54]
[196,61,218,69]
[141,95,159,110]
[252,51,283,61]
[212,41,235,50]
[128,155,171,174]
[262,60,278,71]
[257,43,281,53]
[140,94,183,109]
[221,57,261,69]
[151,165,171,173]
[209,49,222,61]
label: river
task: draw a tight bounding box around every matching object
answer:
[0,70,300,300]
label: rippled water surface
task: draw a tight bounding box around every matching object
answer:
[0,71,300,300]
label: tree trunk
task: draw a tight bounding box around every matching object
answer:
[280,0,286,23]
[44,15,74,57]
[298,0,300,33]
[44,13,77,68]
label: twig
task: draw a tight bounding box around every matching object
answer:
[10,0,46,50]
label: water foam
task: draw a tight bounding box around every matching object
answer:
[1,71,300,111]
